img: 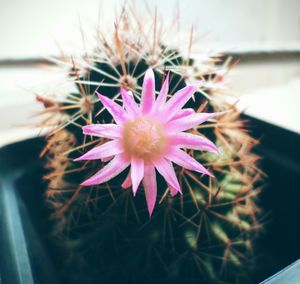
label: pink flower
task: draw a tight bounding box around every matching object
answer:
[75,69,219,216]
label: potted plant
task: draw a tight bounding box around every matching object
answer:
[1,5,299,284]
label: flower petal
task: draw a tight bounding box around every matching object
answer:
[140,68,155,114]
[153,158,181,194]
[74,140,123,161]
[166,112,221,133]
[102,156,114,162]
[169,132,219,154]
[81,154,130,186]
[143,164,157,216]
[120,87,139,117]
[165,147,213,176]
[172,108,195,120]
[155,72,169,107]
[168,184,179,196]
[96,92,125,124]
[162,82,202,121]
[131,157,144,196]
[122,170,132,189]
[82,124,122,139]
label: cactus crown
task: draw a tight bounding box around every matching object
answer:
[38,5,262,284]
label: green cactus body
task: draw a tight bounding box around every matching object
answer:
[38,7,261,284]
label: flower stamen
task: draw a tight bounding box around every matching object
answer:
[123,117,166,161]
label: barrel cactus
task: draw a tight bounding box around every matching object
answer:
[37,6,262,284]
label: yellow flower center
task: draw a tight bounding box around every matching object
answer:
[123,117,167,161]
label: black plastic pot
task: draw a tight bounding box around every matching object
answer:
[0,137,60,284]
[247,116,300,283]
[0,116,299,284]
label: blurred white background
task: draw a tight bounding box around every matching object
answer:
[0,0,300,145]
[1,0,300,58]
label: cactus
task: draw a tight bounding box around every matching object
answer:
[37,6,262,284]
